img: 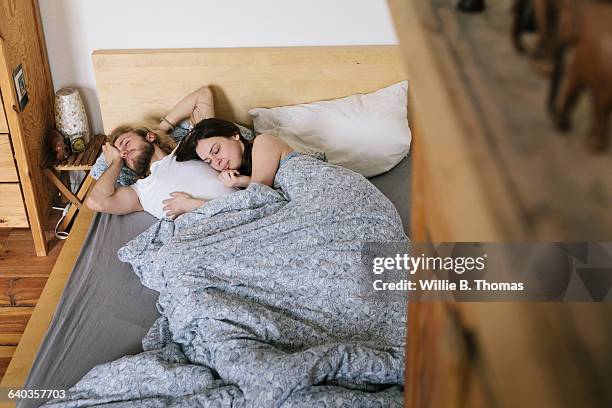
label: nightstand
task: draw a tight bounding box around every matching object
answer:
[42,134,105,231]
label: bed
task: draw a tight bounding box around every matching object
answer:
[1,46,412,407]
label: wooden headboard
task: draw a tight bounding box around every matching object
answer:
[92,46,406,133]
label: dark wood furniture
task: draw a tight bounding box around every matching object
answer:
[388,1,612,407]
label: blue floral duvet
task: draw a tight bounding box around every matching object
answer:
[43,154,407,407]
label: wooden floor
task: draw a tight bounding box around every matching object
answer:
[0,211,65,381]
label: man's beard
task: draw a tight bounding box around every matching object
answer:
[130,142,154,176]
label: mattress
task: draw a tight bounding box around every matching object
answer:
[18,154,411,407]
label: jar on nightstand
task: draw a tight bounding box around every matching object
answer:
[55,87,90,153]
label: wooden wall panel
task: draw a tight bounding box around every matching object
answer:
[0,0,56,254]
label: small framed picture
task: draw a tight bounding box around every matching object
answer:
[13,64,29,111]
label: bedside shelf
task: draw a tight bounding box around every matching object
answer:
[42,134,104,231]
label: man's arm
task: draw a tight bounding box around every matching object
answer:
[85,143,143,215]
[158,86,215,131]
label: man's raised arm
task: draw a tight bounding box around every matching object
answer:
[157,86,215,132]
[85,143,143,215]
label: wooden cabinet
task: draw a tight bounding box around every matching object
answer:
[0,133,18,182]
[406,302,496,408]
[0,183,27,227]
[0,0,56,255]
[406,301,612,408]
[0,93,8,132]
[390,0,611,241]
[0,99,27,227]
[387,1,612,407]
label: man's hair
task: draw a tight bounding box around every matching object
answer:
[108,125,176,154]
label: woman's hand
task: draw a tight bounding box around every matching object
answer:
[218,170,251,188]
[162,192,205,219]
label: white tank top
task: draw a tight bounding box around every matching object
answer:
[130,153,236,219]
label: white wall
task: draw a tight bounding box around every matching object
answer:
[38,0,398,133]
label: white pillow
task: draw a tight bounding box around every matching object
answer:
[249,81,411,177]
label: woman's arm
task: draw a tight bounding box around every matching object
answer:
[162,192,207,219]
[157,86,215,132]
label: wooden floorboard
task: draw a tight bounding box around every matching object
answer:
[0,207,93,390]
[0,308,33,345]
[0,228,63,277]
[0,278,47,307]
[0,208,66,387]
[0,346,17,380]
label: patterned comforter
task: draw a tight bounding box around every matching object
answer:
[43,154,408,407]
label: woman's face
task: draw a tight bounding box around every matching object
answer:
[195,134,244,171]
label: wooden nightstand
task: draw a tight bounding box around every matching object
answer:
[42,134,105,231]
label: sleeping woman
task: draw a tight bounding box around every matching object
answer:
[162,118,294,218]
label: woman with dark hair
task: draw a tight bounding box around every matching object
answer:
[173,118,254,177]
[162,117,294,218]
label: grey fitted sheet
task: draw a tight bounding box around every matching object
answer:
[370,155,411,234]
[19,154,411,407]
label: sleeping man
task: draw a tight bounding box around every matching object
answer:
[85,86,236,218]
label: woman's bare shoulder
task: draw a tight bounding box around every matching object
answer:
[252,133,291,151]
[253,134,293,161]
[252,132,277,146]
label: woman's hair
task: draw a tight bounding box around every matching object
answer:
[109,124,176,154]
[174,118,254,176]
